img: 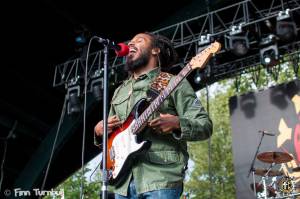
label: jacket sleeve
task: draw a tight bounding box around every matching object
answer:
[170,78,213,141]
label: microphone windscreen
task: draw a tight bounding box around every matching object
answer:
[115,43,129,57]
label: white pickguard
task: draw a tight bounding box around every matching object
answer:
[111,119,147,178]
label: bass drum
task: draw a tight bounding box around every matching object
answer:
[276,176,299,198]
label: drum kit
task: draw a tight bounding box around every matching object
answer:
[250,151,300,199]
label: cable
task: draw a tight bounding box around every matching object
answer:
[205,84,212,199]
[0,141,7,193]
[80,36,99,199]
[0,121,17,193]
[40,96,67,198]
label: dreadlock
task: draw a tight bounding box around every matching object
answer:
[144,32,178,68]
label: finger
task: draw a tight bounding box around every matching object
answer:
[108,117,120,123]
[108,121,122,128]
[95,130,102,136]
[149,118,160,127]
[161,127,172,133]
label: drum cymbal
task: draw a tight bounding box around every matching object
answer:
[257,151,293,164]
[292,166,300,172]
[254,168,283,176]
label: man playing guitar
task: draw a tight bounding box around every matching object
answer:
[94,32,213,199]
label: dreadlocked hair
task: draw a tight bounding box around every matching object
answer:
[145,32,178,68]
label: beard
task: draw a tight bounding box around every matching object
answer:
[125,48,151,72]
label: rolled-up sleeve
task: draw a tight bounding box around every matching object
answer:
[171,78,213,141]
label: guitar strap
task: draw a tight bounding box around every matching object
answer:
[147,72,173,101]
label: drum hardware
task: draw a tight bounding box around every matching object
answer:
[249,150,299,198]
[247,131,299,198]
[254,168,284,177]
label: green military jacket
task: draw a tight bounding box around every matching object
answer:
[108,67,212,196]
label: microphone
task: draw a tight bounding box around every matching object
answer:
[97,37,129,57]
[258,130,276,136]
[114,43,129,57]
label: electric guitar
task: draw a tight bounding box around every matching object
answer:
[105,41,221,186]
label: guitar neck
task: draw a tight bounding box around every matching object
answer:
[131,64,192,134]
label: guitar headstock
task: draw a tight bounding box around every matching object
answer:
[189,41,221,70]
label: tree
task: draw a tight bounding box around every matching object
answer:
[44,167,101,199]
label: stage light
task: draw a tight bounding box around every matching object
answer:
[260,44,279,67]
[90,69,103,101]
[74,24,91,54]
[225,35,249,56]
[276,21,297,42]
[194,65,211,85]
[75,34,87,44]
[66,78,82,115]
[194,69,202,84]
[275,9,297,42]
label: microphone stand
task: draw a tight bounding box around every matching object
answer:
[248,131,265,198]
[101,41,109,199]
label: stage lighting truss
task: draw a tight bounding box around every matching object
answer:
[54,0,300,91]
[66,77,82,115]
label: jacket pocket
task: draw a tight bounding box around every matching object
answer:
[111,93,130,119]
[147,151,180,165]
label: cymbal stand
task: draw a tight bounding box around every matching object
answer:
[262,176,268,199]
[248,132,266,197]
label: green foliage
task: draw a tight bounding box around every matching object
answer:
[44,167,101,199]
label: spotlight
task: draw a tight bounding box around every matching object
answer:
[194,69,202,84]
[75,33,87,44]
[74,24,91,53]
[225,35,249,56]
[90,69,103,101]
[194,66,211,85]
[66,78,82,115]
[276,21,297,42]
[260,44,279,67]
